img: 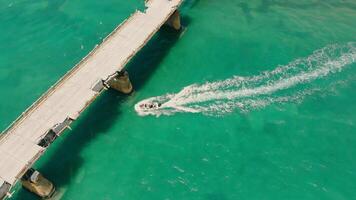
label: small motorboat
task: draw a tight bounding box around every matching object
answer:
[135,95,175,116]
[139,102,162,110]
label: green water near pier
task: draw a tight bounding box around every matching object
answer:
[1,0,356,199]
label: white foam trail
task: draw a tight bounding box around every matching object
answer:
[135,43,356,116]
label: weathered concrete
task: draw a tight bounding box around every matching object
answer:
[106,71,133,94]
[21,169,55,199]
[166,10,181,30]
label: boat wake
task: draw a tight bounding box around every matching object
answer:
[135,43,356,116]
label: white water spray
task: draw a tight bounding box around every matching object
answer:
[135,43,356,116]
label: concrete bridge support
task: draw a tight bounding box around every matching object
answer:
[106,70,133,94]
[166,10,181,30]
[21,168,55,199]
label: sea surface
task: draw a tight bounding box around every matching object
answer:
[1,0,356,199]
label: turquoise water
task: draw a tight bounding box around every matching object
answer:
[1,0,356,199]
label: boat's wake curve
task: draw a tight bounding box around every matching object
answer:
[135,43,356,117]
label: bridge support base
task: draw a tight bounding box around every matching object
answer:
[21,168,55,199]
[166,10,181,30]
[107,70,133,94]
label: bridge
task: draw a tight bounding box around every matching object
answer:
[0,0,183,198]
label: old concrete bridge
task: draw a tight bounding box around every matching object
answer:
[0,0,183,198]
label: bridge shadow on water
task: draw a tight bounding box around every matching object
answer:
[14,16,190,199]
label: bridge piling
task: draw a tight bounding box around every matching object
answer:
[166,10,181,30]
[20,168,55,199]
[106,70,133,94]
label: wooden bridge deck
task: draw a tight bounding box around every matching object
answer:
[0,0,183,194]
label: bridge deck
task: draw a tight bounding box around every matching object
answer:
[0,0,182,191]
